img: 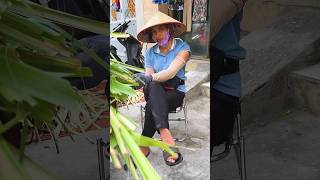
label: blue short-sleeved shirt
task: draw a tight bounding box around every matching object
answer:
[213,12,246,97]
[145,38,191,92]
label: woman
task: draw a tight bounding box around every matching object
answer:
[210,0,246,157]
[135,11,190,166]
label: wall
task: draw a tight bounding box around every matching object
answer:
[241,0,320,32]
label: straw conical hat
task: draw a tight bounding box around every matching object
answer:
[137,11,186,43]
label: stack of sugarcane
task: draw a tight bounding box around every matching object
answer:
[110,56,176,179]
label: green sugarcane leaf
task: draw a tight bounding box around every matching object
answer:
[110,77,136,97]
[0,137,60,180]
[8,0,108,35]
[118,120,161,180]
[0,22,60,56]
[2,11,67,46]
[129,130,176,156]
[0,12,74,56]
[18,49,93,77]
[0,137,32,180]
[29,100,55,125]
[111,62,132,76]
[111,65,134,79]
[111,58,144,73]
[110,134,117,149]
[18,49,80,68]
[0,55,82,111]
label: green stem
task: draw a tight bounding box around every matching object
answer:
[110,107,128,156]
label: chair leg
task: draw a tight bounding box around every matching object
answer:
[212,143,232,162]
[184,103,188,139]
[175,104,188,142]
[233,142,242,175]
[234,113,247,180]
[97,138,105,180]
[140,105,144,128]
[239,136,247,180]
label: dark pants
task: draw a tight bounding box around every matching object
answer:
[142,81,185,138]
[211,89,240,153]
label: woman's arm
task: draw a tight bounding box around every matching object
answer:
[151,51,190,82]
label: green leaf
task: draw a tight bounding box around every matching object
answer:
[110,77,136,97]
[18,49,93,77]
[0,137,32,180]
[0,22,63,56]
[8,1,108,35]
[0,55,82,111]
[111,58,144,73]
[116,118,161,180]
[0,137,60,180]
[129,130,176,156]
[29,100,55,125]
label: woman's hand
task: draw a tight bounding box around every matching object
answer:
[134,72,153,87]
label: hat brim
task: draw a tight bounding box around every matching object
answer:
[137,12,186,43]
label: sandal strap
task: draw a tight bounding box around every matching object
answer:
[163,147,179,159]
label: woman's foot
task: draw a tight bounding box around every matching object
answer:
[140,146,150,157]
[159,128,179,163]
[124,146,150,171]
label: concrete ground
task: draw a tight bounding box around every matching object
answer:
[212,108,320,180]
[25,129,107,180]
[110,95,210,180]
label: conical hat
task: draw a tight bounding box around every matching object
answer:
[137,11,186,43]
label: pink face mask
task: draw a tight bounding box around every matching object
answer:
[153,31,170,47]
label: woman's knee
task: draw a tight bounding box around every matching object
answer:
[149,81,162,88]
[146,81,164,93]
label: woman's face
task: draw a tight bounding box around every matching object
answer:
[151,25,169,44]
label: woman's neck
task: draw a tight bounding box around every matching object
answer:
[159,38,173,54]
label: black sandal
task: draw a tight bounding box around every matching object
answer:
[163,147,183,166]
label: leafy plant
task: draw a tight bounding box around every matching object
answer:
[0,0,108,179]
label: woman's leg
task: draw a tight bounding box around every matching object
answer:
[144,81,184,130]
[141,101,157,137]
[146,81,184,162]
[141,81,184,159]
[211,89,239,154]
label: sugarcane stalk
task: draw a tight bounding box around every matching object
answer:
[110,109,128,156]
[110,146,121,169]
[118,120,161,180]
[116,110,137,131]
